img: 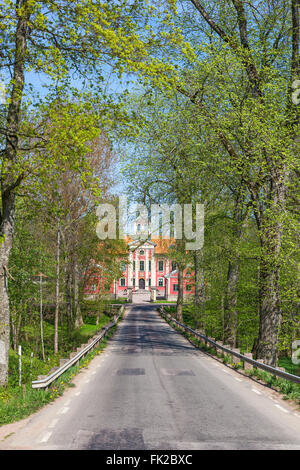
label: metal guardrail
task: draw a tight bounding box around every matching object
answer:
[159,307,300,385]
[32,306,125,390]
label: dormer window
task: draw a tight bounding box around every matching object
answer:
[137,223,141,232]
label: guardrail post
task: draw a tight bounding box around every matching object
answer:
[243,352,253,370]
[210,338,216,352]
[216,341,224,355]
[222,345,231,358]
[231,348,240,364]
[194,330,204,345]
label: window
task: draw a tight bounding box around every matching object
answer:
[133,261,135,271]
[133,278,135,286]
[158,278,164,287]
[120,278,126,287]
[137,223,141,232]
[149,278,151,286]
[158,260,164,271]
[173,284,179,291]
[171,261,177,271]
[90,284,97,292]
[186,284,192,291]
[120,261,126,272]
[140,260,145,271]
[140,249,144,255]
[149,260,151,271]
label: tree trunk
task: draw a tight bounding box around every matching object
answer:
[255,168,286,366]
[74,262,84,328]
[65,261,73,330]
[194,249,205,328]
[54,227,61,354]
[0,234,13,385]
[256,220,282,366]
[223,260,240,347]
[0,2,29,386]
[255,0,299,366]
[40,274,45,361]
[223,187,247,347]
[176,264,184,322]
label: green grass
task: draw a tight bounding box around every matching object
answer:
[245,367,300,406]
[163,305,176,314]
[0,312,122,426]
[109,299,128,304]
[278,357,300,377]
[73,314,110,338]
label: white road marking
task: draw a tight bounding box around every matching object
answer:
[91,371,97,375]
[251,388,262,395]
[40,431,52,443]
[64,399,71,406]
[75,392,81,396]
[222,369,229,374]
[59,407,70,415]
[293,413,300,418]
[234,377,243,382]
[275,404,289,414]
[49,418,59,428]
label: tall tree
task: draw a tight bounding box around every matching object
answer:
[0,0,182,385]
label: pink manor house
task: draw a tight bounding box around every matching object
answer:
[85,216,195,302]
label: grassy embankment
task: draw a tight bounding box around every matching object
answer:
[0,308,120,426]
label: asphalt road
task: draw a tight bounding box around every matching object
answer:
[1,305,300,450]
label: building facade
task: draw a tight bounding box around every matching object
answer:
[111,238,194,300]
[85,217,195,301]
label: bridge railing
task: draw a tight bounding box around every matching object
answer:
[31,305,125,390]
[159,307,300,385]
